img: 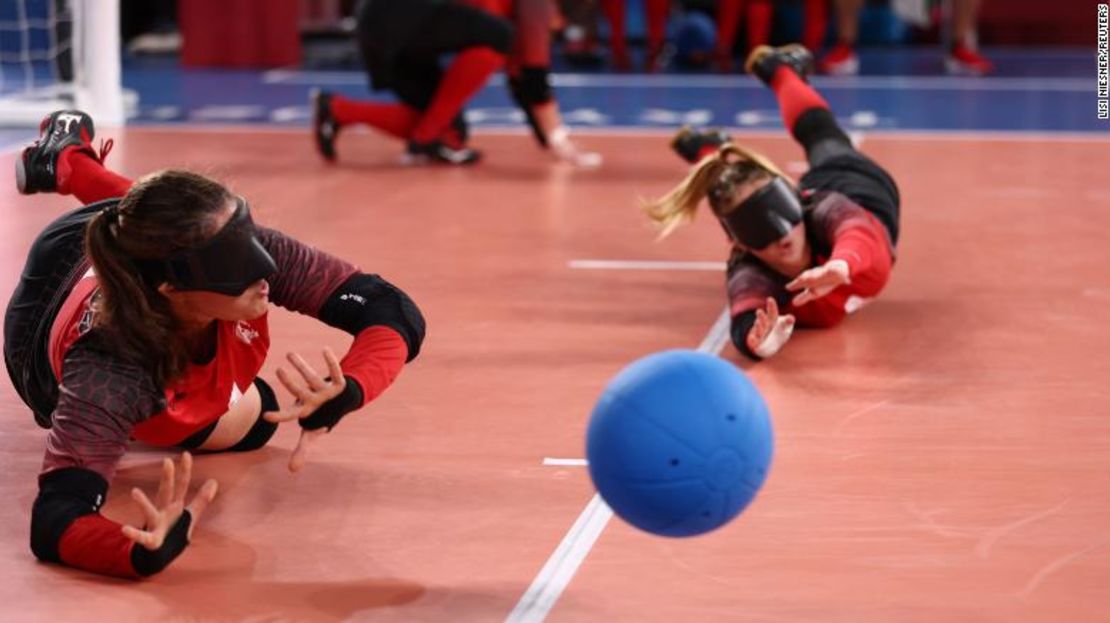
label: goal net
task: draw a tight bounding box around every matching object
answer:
[0,0,125,126]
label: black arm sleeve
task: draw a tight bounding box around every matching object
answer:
[316,273,426,363]
[30,467,108,563]
[729,311,762,361]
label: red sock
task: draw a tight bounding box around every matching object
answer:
[644,0,670,51]
[802,0,828,52]
[716,0,743,58]
[330,95,420,140]
[59,148,133,203]
[601,0,627,57]
[410,47,504,144]
[770,65,830,131]
[747,0,772,49]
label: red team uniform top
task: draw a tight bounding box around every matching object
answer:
[32,221,421,579]
[727,190,896,328]
[39,225,401,483]
[48,274,270,449]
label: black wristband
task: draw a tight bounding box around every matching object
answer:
[130,510,192,577]
[299,375,364,432]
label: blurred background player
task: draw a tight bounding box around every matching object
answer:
[8,110,425,578]
[646,44,900,360]
[713,0,828,72]
[313,0,600,167]
[819,0,993,75]
[601,0,671,71]
[311,0,510,165]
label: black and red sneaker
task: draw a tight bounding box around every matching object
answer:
[15,110,97,194]
[671,126,731,164]
[311,89,339,163]
[744,43,816,86]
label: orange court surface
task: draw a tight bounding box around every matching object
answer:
[1,125,1108,622]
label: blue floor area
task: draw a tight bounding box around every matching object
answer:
[117,47,1105,133]
[2,47,1105,149]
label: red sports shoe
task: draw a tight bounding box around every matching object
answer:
[945,44,994,76]
[817,43,859,76]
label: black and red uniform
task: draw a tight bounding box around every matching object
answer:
[717,61,901,358]
[331,0,562,150]
[4,176,425,578]
[726,187,895,332]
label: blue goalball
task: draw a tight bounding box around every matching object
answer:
[586,350,774,537]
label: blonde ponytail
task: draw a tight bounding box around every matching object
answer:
[642,150,729,239]
[643,142,788,239]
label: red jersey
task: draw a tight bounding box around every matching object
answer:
[726,190,895,327]
[47,270,270,447]
[39,226,363,482]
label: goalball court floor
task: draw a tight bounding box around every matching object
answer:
[0,50,1108,621]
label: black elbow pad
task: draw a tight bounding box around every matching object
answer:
[319,274,426,362]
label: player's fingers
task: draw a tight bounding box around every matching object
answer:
[754,308,768,329]
[121,525,160,550]
[131,488,161,530]
[172,452,192,506]
[322,349,346,394]
[263,408,299,424]
[275,366,312,403]
[287,352,327,392]
[186,479,219,530]
[766,299,779,323]
[289,441,309,473]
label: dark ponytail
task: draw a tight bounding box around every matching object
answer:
[84,170,233,387]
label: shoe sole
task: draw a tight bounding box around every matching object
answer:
[15,151,31,194]
[743,45,774,75]
[310,89,337,163]
[671,125,694,146]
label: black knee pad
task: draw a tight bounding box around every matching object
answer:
[510,67,553,107]
[178,420,218,450]
[226,378,279,452]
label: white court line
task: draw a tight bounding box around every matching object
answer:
[543,458,588,467]
[507,306,731,623]
[568,259,725,272]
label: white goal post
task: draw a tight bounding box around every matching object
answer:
[0,0,126,127]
